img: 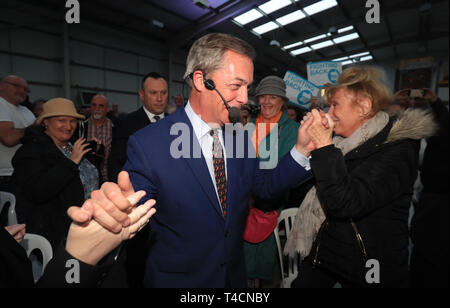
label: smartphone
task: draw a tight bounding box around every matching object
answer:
[86,140,97,153]
[409,89,424,98]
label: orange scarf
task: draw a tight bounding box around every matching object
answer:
[251,111,282,157]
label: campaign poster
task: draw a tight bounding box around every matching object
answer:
[307,61,342,86]
[283,70,321,110]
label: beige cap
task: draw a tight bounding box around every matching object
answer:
[36,98,85,124]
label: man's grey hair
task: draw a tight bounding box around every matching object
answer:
[184,33,256,86]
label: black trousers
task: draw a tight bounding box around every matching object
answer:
[293,259,411,288]
[292,260,359,288]
[291,260,348,288]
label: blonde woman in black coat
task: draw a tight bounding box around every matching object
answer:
[285,66,436,288]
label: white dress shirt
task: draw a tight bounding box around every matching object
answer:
[143,106,164,123]
[184,102,311,206]
[185,103,227,205]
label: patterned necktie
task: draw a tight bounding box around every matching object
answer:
[153,115,160,122]
[210,129,227,218]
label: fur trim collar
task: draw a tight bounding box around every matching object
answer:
[387,108,437,143]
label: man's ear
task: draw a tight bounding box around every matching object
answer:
[191,70,205,92]
[138,89,144,101]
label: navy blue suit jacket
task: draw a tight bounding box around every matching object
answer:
[124,107,311,287]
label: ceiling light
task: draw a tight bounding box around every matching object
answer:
[333,32,359,44]
[359,55,373,62]
[233,9,263,25]
[348,51,370,58]
[284,41,304,49]
[305,34,327,43]
[342,59,354,66]
[311,40,334,50]
[259,0,292,15]
[276,10,306,26]
[338,25,354,33]
[291,46,312,56]
[303,0,338,16]
[332,56,349,62]
[253,21,279,35]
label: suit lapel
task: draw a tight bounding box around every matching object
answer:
[137,107,151,128]
[170,109,224,220]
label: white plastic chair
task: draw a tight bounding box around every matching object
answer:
[274,207,300,288]
[0,191,18,225]
[21,233,53,282]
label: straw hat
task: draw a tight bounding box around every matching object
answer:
[36,98,85,124]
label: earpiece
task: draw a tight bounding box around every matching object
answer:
[188,71,241,123]
[204,78,216,91]
[188,72,216,90]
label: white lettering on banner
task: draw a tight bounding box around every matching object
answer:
[307,61,342,86]
[65,0,80,24]
[284,70,321,110]
[366,0,380,24]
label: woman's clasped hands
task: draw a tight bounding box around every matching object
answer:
[301,109,335,151]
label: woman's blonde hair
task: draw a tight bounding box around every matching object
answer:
[325,66,393,114]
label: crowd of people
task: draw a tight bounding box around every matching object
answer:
[0,32,448,288]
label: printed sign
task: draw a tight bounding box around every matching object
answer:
[307,61,342,86]
[284,70,321,110]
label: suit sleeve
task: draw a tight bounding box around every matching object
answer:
[251,150,312,199]
[123,134,159,203]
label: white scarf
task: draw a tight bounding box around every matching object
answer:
[284,111,390,258]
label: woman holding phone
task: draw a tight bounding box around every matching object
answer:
[11,98,100,249]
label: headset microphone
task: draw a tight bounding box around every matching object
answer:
[202,76,241,124]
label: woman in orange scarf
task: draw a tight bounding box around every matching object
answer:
[244,76,300,288]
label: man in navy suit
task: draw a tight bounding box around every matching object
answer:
[108,72,168,183]
[89,33,317,288]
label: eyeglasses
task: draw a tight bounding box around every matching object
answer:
[2,81,30,93]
